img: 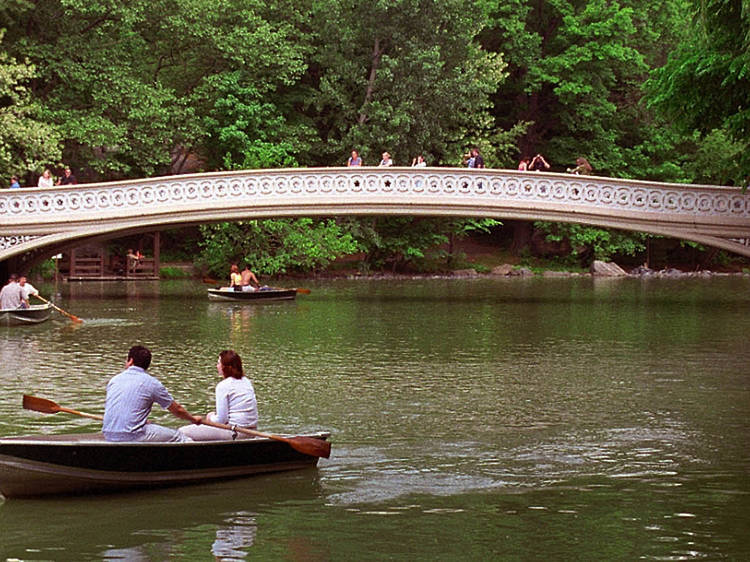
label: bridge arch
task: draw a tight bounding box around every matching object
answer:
[2,167,749,271]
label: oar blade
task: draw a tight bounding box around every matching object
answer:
[22,394,61,415]
[288,436,331,458]
[295,288,311,294]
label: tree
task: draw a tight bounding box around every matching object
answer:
[302,0,506,166]
[197,219,360,276]
[480,0,691,177]
[0,30,61,182]
[353,216,500,272]
[3,0,309,179]
[646,0,750,186]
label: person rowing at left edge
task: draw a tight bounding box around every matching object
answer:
[102,345,202,442]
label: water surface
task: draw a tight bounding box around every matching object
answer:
[1,277,748,559]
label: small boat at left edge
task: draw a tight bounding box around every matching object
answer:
[0,303,52,326]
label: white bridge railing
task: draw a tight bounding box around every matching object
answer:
[1,167,749,259]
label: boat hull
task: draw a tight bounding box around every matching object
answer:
[0,303,52,326]
[207,288,297,302]
[0,432,329,498]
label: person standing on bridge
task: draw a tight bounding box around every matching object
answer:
[347,150,362,167]
[567,157,592,175]
[37,169,53,188]
[469,147,485,169]
[56,166,78,185]
[9,175,21,189]
[530,154,550,172]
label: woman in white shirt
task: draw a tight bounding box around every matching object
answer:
[179,350,258,440]
[37,169,53,188]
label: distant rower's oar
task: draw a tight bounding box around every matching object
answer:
[32,294,83,323]
[295,288,311,294]
[201,419,330,458]
[23,394,103,421]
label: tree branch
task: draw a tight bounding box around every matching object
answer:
[358,37,383,125]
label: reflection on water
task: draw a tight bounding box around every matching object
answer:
[211,514,257,561]
[1,277,749,559]
[0,471,321,560]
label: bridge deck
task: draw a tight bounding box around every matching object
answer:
[2,167,749,261]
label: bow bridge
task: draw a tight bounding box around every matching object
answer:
[1,167,749,272]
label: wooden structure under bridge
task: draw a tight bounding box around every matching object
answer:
[63,232,160,281]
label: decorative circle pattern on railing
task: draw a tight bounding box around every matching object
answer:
[0,236,38,250]
[1,168,748,221]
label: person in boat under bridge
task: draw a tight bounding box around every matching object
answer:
[239,264,260,292]
[229,264,242,288]
[0,274,24,310]
[18,276,38,307]
[102,345,202,442]
[179,350,258,441]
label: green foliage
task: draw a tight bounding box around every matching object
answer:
[3,0,310,178]
[198,72,313,170]
[197,219,360,277]
[0,30,61,180]
[28,258,56,281]
[303,0,507,166]
[645,0,750,185]
[536,221,648,265]
[481,0,695,179]
[353,217,501,272]
[159,266,192,279]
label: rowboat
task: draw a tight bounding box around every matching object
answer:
[0,303,52,326]
[0,431,330,498]
[207,287,298,302]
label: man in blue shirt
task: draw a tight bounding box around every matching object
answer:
[102,345,202,442]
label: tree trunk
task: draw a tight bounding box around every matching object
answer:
[358,38,383,125]
[510,221,533,256]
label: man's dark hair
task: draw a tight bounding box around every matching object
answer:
[128,345,152,369]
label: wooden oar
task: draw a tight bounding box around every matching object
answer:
[23,394,103,421]
[269,286,311,294]
[22,394,331,458]
[32,294,83,323]
[201,419,330,458]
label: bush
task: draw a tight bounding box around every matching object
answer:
[159,266,192,279]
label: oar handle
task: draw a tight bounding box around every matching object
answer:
[201,419,280,441]
[33,294,83,322]
[200,419,331,458]
[59,406,104,421]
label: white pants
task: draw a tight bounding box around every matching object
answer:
[141,423,192,442]
[179,413,256,441]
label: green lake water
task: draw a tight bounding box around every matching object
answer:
[0,277,748,560]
